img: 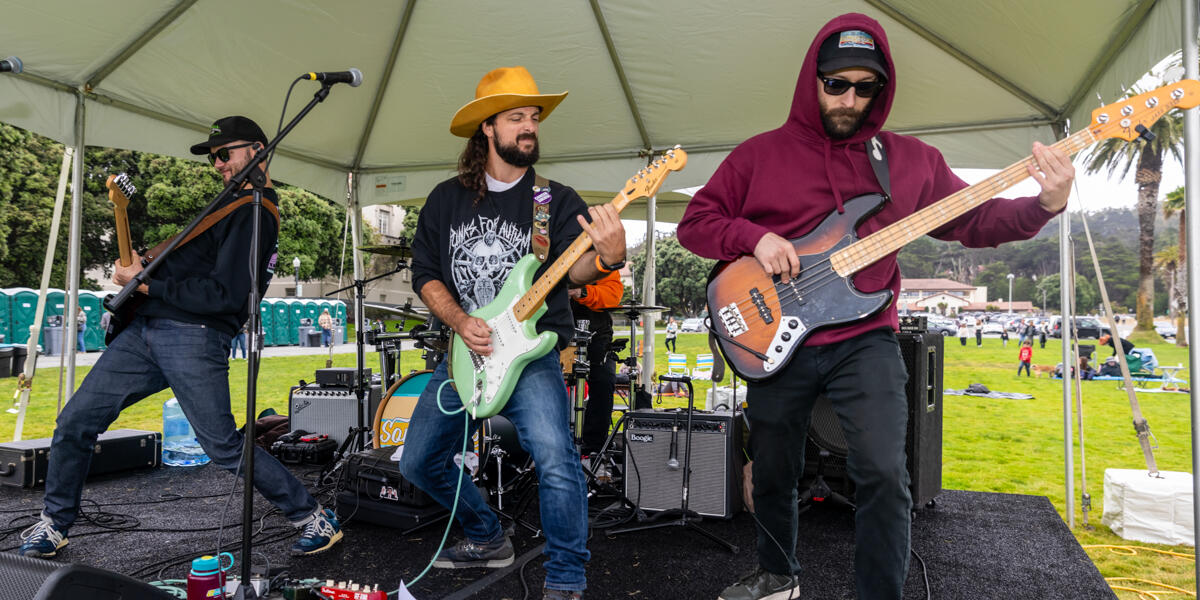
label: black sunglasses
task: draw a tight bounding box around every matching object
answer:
[207,142,254,165]
[820,76,886,98]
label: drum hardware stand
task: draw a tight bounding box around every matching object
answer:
[798,448,855,513]
[327,255,410,455]
[609,374,738,553]
[482,440,541,536]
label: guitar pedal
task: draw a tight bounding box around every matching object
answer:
[320,580,388,600]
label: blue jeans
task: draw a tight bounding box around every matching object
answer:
[400,352,589,592]
[321,328,332,347]
[746,328,911,599]
[230,333,246,358]
[76,329,86,352]
[42,317,318,532]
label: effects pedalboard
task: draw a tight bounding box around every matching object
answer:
[319,580,387,600]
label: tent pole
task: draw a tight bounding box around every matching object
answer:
[63,94,86,407]
[12,147,74,441]
[1180,0,1200,571]
[1059,156,1076,530]
[640,193,657,392]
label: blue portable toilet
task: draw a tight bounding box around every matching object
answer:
[258,300,274,346]
[272,299,291,345]
[77,291,105,351]
[7,288,39,345]
[285,299,304,345]
[334,301,348,343]
[0,288,11,344]
[302,299,320,326]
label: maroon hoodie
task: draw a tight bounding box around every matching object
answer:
[677,13,1060,347]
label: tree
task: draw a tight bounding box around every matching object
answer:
[972,262,1012,302]
[1163,185,1188,346]
[630,237,715,316]
[400,206,420,245]
[1082,79,1186,335]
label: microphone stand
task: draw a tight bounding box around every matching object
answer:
[105,82,340,600]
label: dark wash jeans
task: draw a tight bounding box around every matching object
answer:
[43,317,318,531]
[400,352,589,592]
[746,327,912,600]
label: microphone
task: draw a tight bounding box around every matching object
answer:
[666,417,680,471]
[301,68,362,87]
[1,56,23,74]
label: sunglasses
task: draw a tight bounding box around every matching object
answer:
[207,142,254,165]
[820,76,886,98]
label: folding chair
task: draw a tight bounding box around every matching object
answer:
[692,353,714,380]
[667,353,689,376]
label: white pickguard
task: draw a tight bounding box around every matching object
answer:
[467,297,543,408]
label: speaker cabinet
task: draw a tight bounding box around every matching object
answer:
[289,383,382,448]
[624,409,743,518]
[804,331,943,507]
[0,553,171,599]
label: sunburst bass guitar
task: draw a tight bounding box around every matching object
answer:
[707,80,1200,381]
[449,147,687,418]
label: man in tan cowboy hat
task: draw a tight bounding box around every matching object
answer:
[401,66,626,600]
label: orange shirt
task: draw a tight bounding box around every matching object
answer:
[573,270,623,311]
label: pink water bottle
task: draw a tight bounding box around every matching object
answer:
[187,553,233,599]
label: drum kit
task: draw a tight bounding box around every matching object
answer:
[352,239,669,515]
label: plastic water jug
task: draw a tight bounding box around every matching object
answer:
[187,553,233,600]
[162,398,211,467]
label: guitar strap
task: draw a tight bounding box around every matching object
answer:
[144,193,281,262]
[531,174,552,263]
[865,136,892,200]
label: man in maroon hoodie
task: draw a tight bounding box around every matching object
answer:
[678,14,1073,600]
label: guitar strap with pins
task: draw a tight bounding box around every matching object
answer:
[531,174,552,263]
[866,136,891,200]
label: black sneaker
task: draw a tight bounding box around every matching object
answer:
[543,587,583,599]
[717,567,800,600]
[433,535,514,568]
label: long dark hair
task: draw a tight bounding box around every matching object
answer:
[457,117,494,205]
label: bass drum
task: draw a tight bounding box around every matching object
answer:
[373,370,433,448]
[476,415,533,497]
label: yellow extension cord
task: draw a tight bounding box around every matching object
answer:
[1083,545,1195,599]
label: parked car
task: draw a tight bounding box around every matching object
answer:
[1155,322,1177,339]
[926,316,958,337]
[680,317,706,333]
[981,322,1005,335]
[1049,316,1110,339]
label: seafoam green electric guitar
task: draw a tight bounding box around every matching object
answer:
[449,146,688,418]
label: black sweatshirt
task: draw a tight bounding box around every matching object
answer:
[141,188,279,336]
[411,169,587,351]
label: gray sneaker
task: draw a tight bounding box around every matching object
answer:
[543,588,583,600]
[717,567,800,600]
[433,535,514,568]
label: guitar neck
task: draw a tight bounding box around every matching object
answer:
[114,206,134,267]
[830,128,1096,276]
[512,191,632,322]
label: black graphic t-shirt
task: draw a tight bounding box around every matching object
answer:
[411,169,588,351]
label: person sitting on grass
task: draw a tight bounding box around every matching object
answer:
[1099,356,1123,377]
[1017,340,1032,377]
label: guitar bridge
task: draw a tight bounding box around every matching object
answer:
[749,288,774,324]
[718,303,749,337]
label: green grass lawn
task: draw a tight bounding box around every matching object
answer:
[2,331,1193,596]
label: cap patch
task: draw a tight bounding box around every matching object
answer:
[838,30,875,50]
[210,124,222,134]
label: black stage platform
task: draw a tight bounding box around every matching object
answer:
[0,463,1114,600]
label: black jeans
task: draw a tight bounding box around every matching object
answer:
[746,328,911,599]
[580,331,615,453]
[664,336,676,353]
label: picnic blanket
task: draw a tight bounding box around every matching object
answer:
[945,383,1035,400]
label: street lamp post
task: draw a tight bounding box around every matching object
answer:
[292,256,301,298]
[1007,273,1015,314]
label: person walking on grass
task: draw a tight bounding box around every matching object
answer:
[975,318,983,346]
[664,317,678,353]
[1000,327,1009,347]
[1017,340,1033,377]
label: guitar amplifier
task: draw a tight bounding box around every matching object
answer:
[624,409,744,519]
[289,383,382,448]
[0,429,161,488]
[803,331,942,507]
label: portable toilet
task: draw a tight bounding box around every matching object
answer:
[334,300,348,343]
[272,298,291,345]
[257,300,274,346]
[7,288,39,345]
[285,298,305,345]
[0,288,11,344]
[77,291,105,351]
[303,299,320,326]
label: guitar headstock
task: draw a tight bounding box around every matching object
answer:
[1090,80,1200,142]
[105,173,136,209]
[622,145,688,201]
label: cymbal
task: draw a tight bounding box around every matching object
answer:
[363,301,426,320]
[602,304,667,314]
[357,244,412,257]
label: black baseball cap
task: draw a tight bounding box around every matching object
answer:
[189,115,268,155]
[817,29,887,78]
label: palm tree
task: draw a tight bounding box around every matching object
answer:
[1163,186,1188,346]
[1082,80,1186,337]
[1153,246,1184,346]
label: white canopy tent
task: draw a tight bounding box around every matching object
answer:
[0,0,1198,557]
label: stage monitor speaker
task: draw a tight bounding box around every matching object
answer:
[624,409,743,519]
[289,383,382,448]
[804,331,943,507]
[0,552,171,599]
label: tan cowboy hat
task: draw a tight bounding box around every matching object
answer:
[449,66,567,138]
